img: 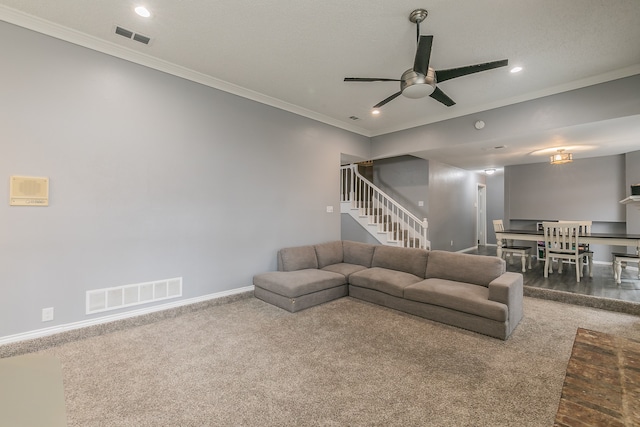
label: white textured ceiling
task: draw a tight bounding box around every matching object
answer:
[1,0,639,170]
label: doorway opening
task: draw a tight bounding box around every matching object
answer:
[477,184,487,246]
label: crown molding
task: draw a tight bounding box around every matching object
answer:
[4,5,638,139]
[0,5,372,137]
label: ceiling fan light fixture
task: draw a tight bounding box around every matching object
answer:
[402,83,436,99]
[401,68,436,99]
[550,149,573,165]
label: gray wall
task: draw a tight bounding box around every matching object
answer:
[0,22,370,338]
[342,156,481,251]
[369,75,640,161]
[505,155,626,221]
[503,153,635,261]
[486,171,505,244]
[369,75,640,259]
[372,156,429,219]
[428,161,483,251]
[625,150,640,235]
[340,215,381,245]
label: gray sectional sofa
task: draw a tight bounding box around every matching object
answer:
[253,240,523,340]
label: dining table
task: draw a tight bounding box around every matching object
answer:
[495,229,640,259]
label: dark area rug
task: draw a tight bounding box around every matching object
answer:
[554,328,640,426]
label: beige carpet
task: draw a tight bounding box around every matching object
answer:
[24,296,640,426]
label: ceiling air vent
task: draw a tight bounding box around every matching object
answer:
[349,116,360,121]
[481,145,507,152]
[115,25,152,45]
[133,33,151,45]
[115,26,133,38]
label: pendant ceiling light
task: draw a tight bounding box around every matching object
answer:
[550,149,573,165]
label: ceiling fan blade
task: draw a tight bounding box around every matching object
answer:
[413,35,433,76]
[430,87,456,107]
[344,77,401,82]
[373,91,402,109]
[435,59,508,83]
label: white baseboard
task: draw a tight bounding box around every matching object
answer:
[0,286,254,346]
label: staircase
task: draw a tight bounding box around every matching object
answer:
[340,164,430,249]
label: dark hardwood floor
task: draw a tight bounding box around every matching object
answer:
[469,246,640,303]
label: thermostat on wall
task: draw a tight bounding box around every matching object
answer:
[9,176,49,206]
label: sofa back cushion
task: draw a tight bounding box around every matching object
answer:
[425,250,505,287]
[343,241,376,267]
[314,241,344,268]
[371,246,429,278]
[278,245,319,271]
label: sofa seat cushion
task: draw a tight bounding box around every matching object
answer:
[349,267,423,298]
[321,263,368,279]
[253,269,346,298]
[404,279,508,322]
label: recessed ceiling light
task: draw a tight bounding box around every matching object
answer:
[372,109,380,115]
[485,168,496,175]
[510,66,523,73]
[135,6,151,18]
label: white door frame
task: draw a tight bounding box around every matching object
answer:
[477,184,487,246]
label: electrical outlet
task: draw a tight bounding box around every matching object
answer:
[450,240,454,246]
[42,307,54,322]
[326,205,334,213]
[418,201,424,207]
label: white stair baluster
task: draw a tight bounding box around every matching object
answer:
[340,164,430,250]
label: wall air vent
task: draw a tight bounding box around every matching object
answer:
[86,277,182,314]
[114,25,152,45]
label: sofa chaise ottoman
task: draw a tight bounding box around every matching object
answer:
[253,240,373,312]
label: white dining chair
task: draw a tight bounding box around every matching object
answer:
[493,219,531,272]
[558,220,593,277]
[542,222,589,282]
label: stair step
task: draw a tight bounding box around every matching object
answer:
[372,215,392,223]
[364,209,387,217]
[381,222,401,231]
[390,229,410,238]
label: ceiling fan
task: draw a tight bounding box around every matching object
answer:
[344,9,508,109]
